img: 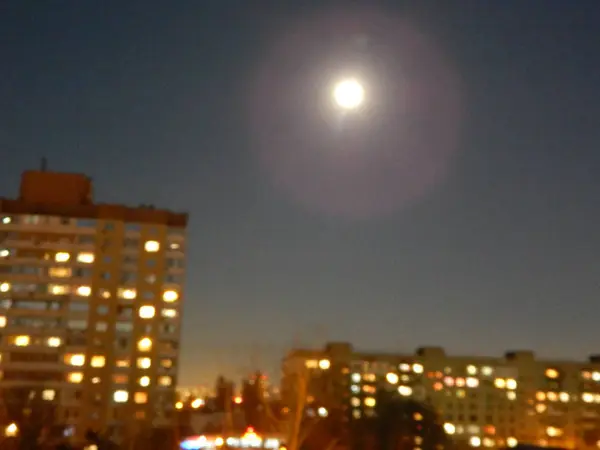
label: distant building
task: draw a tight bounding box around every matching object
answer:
[283,342,600,450]
[0,169,188,444]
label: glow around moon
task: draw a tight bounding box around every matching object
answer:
[333,79,365,110]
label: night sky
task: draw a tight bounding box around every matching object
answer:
[2,1,600,386]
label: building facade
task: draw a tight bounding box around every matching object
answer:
[0,170,187,443]
[283,342,600,450]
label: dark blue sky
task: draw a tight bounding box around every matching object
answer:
[2,1,600,386]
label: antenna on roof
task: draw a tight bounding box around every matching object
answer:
[40,157,48,172]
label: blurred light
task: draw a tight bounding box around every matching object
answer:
[444,423,456,435]
[507,437,518,448]
[545,368,559,379]
[318,359,331,370]
[386,372,399,384]
[469,437,481,447]
[5,423,18,437]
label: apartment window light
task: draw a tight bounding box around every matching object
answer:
[162,309,177,318]
[77,252,95,264]
[139,306,155,319]
[137,338,152,352]
[137,357,152,369]
[76,286,92,297]
[118,288,137,300]
[55,252,70,262]
[139,376,151,387]
[0,316,6,328]
[42,389,56,401]
[158,376,172,387]
[134,392,148,404]
[113,390,129,403]
[49,284,70,295]
[67,372,83,383]
[0,282,10,293]
[49,267,72,278]
[115,358,130,368]
[162,290,179,302]
[0,249,9,258]
[144,240,160,252]
[1,217,11,224]
[91,356,106,368]
[14,335,30,347]
[113,374,128,384]
[65,354,85,367]
[47,337,61,347]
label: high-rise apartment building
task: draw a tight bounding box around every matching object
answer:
[283,342,600,450]
[0,170,187,443]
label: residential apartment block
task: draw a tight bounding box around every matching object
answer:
[0,170,187,443]
[283,342,600,450]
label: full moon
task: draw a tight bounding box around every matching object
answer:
[333,79,365,110]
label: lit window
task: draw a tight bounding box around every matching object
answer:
[55,252,70,262]
[364,397,376,407]
[559,392,569,402]
[506,438,518,448]
[318,407,328,417]
[412,363,424,374]
[77,252,95,264]
[48,267,72,278]
[113,390,129,403]
[162,308,178,318]
[385,373,399,384]
[158,376,172,387]
[116,358,130,368]
[42,389,55,401]
[139,306,155,319]
[305,360,318,369]
[49,284,69,295]
[583,393,595,403]
[318,359,330,370]
[65,354,85,367]
[466,365,477,375]
[169,242,181,250]
[91,356,106,368]
[118,288,137,300]
[137,338,152,352]
[160,359,173,369]
[99,289,111,299]
[47,337,61,347]
[76,286,92,297]
[92,377,101,384]
[535,404,547,413]
[162,290,179,302]
[113,374,128,384]
[469,437,481,447]
[545,368,559,379]
[505,378,517,390]
[1,217,11,224]
[398,385,413,396]
[144,240,160,252]
[175,401,183,410]
[13,335,30,347]
[0,282,10,293]
[0,316,6,328]
[0,249,9,258]
[481,366,493,376]
[466,377,479,388]
[137,357,152,369]
[139,376,151,387]
[443,423,456,435]
[506,391,517,400]
[134,392,148,404]
[68,372,83,383]
[494,378,506,389]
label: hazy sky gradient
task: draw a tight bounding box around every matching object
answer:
[1,1,600,386]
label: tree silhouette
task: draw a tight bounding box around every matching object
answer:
[353,390,448,450]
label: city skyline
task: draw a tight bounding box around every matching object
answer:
[2,0,600,387]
